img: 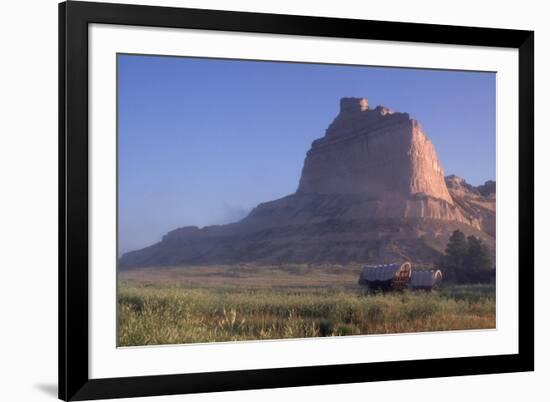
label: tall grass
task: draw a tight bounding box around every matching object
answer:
[118,284,495,346]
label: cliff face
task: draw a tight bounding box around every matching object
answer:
[298,99,415,197]
[298,97,451,203]
[297,97,474,226]
[119,97,495,268]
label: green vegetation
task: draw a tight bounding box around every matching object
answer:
[439,230,494,284]
[118,266,495,346]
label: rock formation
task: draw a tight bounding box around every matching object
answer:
[445,175,496,237]
[299,98,451,201]
[296,98,477,225]
[119,97,495,268]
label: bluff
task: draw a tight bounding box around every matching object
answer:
[119,97,495,268]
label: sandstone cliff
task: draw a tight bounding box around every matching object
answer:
[296,97,477,227]
[299,98,451,203]
[119,97,495,268]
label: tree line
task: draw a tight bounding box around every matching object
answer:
[439,230,494,284]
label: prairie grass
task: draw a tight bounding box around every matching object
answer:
[117,269,495,346]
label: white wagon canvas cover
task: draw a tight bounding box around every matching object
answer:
[358,262,412,290]
[409,270,443,290]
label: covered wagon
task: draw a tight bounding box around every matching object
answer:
[358,262,412,291]
[409,270,442,291]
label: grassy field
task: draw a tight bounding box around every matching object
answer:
[118,265,495,346]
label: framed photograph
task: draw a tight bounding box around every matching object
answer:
[59,1,534,400]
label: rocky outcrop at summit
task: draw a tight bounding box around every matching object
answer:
[119,97,495,268]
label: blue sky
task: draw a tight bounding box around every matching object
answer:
[118,54,496,254]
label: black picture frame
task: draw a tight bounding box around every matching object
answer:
[59,1,534,400]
